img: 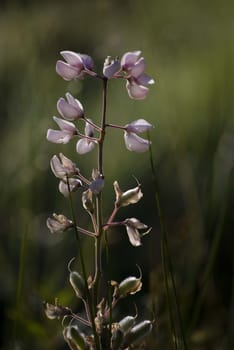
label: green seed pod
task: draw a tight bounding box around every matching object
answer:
[118,316,135,334]
[69,326,89,350]
[118,276,142,297]
[125,320,153,346]
[69,271,86,299]
[111,328,124,350]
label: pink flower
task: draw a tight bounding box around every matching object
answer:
[50,153,78,179]
[76,120,97,154]
[56,51,94,81]
[57,93,84,121]
[124,119,153,152]
[46,116,77,144]
[59,178,82,197]
[121,51,154,99]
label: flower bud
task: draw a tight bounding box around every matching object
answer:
[119,316,136,333]
[82,189,94,213]
[103,56,120,78]
[125,320,153,346]
[118,276,142,298]
[113,181,143,208]
[69,271,86,299]
[111,328,124,350]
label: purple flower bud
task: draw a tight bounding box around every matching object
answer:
[125,119,154,133]
[46,116,77,144]
[124,131,151,152]
[103,56,121,78]
[57,93,84,121]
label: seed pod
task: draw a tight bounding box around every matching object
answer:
[113,181,143,208]
[119,316,135,334]
[82,189,94,213]
[69,271,86,299]
[111,327,124,350]
[69,326,89,350]
[118,276,142,297]
[125,320,153,346]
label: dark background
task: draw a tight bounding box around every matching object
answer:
[0,0,234,349]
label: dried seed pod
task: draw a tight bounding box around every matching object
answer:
[43,300,70,320]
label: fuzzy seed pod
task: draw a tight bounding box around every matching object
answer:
[69,271,86,299]
[125,320,153,346]
[119,316,135,333]
[118,276,142,297]
[111,328,124,350]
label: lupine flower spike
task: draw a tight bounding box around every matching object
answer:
[46,49,154,350]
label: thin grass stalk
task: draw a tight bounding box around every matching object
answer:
[13,223,29,347]
[148,132,188,350]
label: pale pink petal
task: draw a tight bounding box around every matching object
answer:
[126,226,142,247]
[57,96,83,121]
[59,178,82,197]
[60,51,83,67]
[125,119,154,133]
[50,155,65,178]
[79,54,94,70]
[124,132,151,153]
[46,129,72,144]
[126,81,149,100]
[53,116,77,133]
[66,93,84,114]
[136,73,155,86]
[103,58,121,78]
[121,51,141,70]
[56,61,80,81]
[130,57,146,78]
[85,120,94,137]
[76,139,96,154]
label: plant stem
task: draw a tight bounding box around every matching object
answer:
[93,77,108,303]
[68,187,101,350]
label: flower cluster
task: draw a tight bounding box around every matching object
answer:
[45,49,154,350]
[47,50,154,154]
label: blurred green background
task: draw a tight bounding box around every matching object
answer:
[1,0,234,349]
